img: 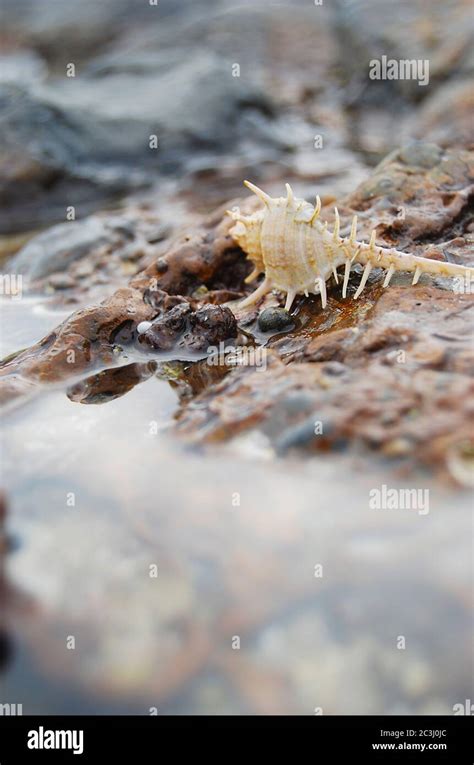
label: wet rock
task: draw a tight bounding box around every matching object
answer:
[138,304,238,354]
[0,374,38,409]
[361,326,415,353]
[0,288,155,393]
[258,307,294,333]
[143,289,190,314]
[330,0,473,106]
[176,280,474,475]
[0,197,253,406]
[0,85,135,234]
[304,328,358,362]
[345,145,474,245]
[131,200,257,297]
[321,361,348,377]
[163,358,232,401]
[176,357,315,443]
[410,339,446,368]
[138,304,192,352]
[274,417,322,454]
[187,305,238,350]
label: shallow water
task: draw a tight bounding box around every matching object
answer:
[1,300,472,713]
[0,296,73,360]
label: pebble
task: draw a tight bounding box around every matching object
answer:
[258,307,294,333]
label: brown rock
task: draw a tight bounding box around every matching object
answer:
[0,288,155,390]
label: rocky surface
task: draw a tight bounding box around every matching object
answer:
[3,144,473,480]
[8,207,172,303]
[177,287,474,479]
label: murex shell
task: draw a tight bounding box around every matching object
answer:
[228,181,474,311]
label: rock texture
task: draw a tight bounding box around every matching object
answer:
[2,145,473,480]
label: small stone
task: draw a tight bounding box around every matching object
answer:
[118,244,145,262]
[186,305,238,351]
[47,273,76,290]
[410,340,446,368]
[192,285,209,298]
[399,142,443,169]
[321,361,347,376]
[155,258,169,274]
[275,417,318,454]
[361,176,395,200]
[258,307,294,333]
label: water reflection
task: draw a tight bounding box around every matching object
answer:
[1,376,472,713]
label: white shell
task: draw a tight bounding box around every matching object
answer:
[137,321,153,334]
[228,181,474,311]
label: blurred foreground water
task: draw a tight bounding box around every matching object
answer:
[0,299,472,714]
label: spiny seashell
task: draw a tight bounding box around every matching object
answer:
[227,181,474,311]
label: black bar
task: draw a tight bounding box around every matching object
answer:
[0,715,472,761]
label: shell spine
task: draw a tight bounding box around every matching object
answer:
[228,181,474,311]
